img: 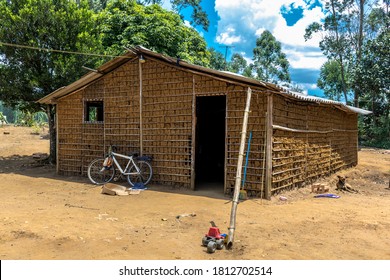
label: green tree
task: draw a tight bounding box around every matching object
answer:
[228,53,247,73]
[305,0,380,106]
[227,53,254,78]
[137,0,209,31]
[208,47,226,71]
[0,0,103,162]
[317,60,351,101]
[88,0,109,11]
[305,0,389,147]
[98,0,210,66]
[355,26,390,148]
[252,30,290,84]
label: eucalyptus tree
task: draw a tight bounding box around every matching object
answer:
[208,47,226,71]
[305,0,389,147]
[252,30,290,84]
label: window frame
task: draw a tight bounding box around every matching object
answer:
[84,99,104,123]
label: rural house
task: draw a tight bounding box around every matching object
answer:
[38,46,370,198]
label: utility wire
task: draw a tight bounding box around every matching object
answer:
[0,41,129,58]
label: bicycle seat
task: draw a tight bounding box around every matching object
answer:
[129,152,139,157]
[137,155,153,161]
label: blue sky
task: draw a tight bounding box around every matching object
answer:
[165,0,327,97]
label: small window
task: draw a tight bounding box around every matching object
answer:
[85,101,104,122]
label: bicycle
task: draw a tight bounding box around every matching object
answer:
[87,145,153,187]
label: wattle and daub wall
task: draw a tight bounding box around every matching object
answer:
[56,58,358,197]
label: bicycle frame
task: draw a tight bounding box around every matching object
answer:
[111,152,140,175]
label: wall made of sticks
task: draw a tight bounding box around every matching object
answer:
[80,79,105,174]
[102,62,140,163]
[225,90,268,197]
[57,91,85,176]
[141,61,194,187]
[272,94,358,193]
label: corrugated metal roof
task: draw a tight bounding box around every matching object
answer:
[38,46,371,115]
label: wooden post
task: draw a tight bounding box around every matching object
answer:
[264,93,273,200]
[227,87,252,249]
[139,57,144,156]
[224,94,228,194]
[305,105,308,184]
[54,104,59,174]
[190,75,196,190]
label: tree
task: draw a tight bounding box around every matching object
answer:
[0,0,212,163]
[208,47,226,71]
[88,0,109,11]
[355,22,390,147]
[98,0,210,66]
[317,60,351,101]
[227,53,254,78]
[252,30,290,84]
[305,0,352,103]
[137,0,209,31]
[305,0,380,106]
[305,0,390,147]
[228,53,247,73]
[0,0,103,163]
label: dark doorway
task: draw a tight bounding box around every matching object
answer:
[195,95,226,188]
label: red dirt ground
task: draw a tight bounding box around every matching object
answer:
[0,125,389,260]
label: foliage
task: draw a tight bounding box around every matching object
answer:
[98,0,210,66]
[228,53,246,74]
[355,27,389,148]
[317,60,352,102]
[14,110,48,127]
[88,0,109,11]
[208,47,226,71]
[0,111,6,125]
[0,101,15,122]
[170,0,209,31]
[252,30,290,84]
[137,0,209,31]
[0,0,103,112]
[305,0,389,148]
[305,0,353,103]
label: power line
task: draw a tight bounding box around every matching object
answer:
[0,41,128,58]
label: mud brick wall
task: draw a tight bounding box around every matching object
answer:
[142,60,194,187]
[272,94,358,193]
[55,56,358,195]
[225,90,268,197]
[57,91,84,176]
[101,62,140,170]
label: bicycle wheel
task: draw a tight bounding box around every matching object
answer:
[127,160,153,186]
[87,158,115,185]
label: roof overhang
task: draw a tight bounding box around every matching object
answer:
[38,46,371,115]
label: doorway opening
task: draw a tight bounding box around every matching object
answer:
[195,95,226,190]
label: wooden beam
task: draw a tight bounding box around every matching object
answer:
[265,93,273,200]
[227,87,252,249]
[190,75,196,190]
[139,58,143,156]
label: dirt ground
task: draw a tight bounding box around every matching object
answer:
[0,125,389,260]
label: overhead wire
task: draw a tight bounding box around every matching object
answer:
[0,41,130,58]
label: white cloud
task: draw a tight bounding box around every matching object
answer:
[216,27,242,45]
[215,0,326,70]
[183,20,192,28]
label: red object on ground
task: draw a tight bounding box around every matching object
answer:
[206,227,223,239]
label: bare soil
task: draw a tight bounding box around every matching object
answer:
[0,125,389,260]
